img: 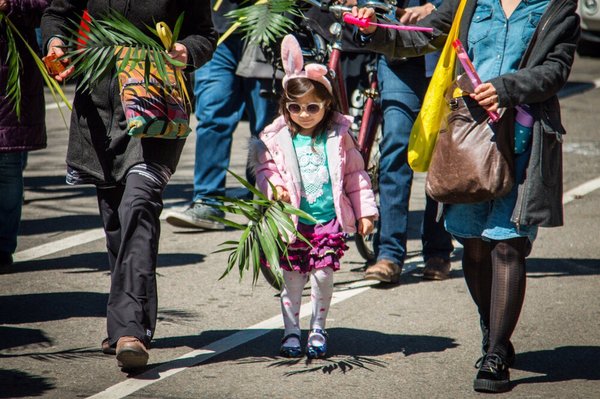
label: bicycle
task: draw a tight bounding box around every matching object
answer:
[258,0,400,289]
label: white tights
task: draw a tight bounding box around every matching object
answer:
[280,268,334,342]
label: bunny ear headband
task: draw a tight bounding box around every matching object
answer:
[281,34,332,94]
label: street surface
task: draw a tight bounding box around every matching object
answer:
[1,54,599,399]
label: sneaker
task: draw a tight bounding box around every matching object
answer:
[422,257,451,280]
[473,353,511,393]
[0,251,13,268]
[165,202,225,230]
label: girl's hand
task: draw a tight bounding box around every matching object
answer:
[358,216,375,236]
[167,42,188,70]
[275,186,291,203]
[350,6,377,35]
[46,38,74,82]
[471,82,499,113]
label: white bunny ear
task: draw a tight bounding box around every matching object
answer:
[281,34,303,75]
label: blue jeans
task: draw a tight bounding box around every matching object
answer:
[375,57,453,265]
[192,36,277,203]
[0,152,26,254]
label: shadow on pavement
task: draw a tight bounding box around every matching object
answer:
[0,369,54,398]
[9,252,205,274]
[514,346,600,384]
[0,292,107,325]
[19,214,102,236]
[526,257,600,277]
[148,327,458,377]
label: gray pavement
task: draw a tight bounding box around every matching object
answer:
[1,54,599,399]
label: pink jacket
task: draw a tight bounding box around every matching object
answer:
[250,112,378,241]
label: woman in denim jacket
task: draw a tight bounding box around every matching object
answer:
[352,0,579,393]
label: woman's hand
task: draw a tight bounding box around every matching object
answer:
[399,3,436,24]
[358,216,375,236]
[350,6,378,34]
[46,38,74,82]
[275,186,291,203]
[167,42,188,70]
[471,82,499,113]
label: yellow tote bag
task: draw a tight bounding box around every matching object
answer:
[408,0,467,172]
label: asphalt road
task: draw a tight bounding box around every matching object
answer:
[1,54,599,399]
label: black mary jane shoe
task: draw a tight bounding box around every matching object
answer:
[473,353,511,393]
[279,333,303,358]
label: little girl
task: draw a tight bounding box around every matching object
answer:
[251,35,378,359]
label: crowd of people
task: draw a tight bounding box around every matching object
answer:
[0,0,580,394]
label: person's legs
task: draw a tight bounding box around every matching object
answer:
[422,194,454,280]
[280,269,308,356]
[106,169,167,351]
[366,57,425,281]
[461,237,493,343]
[488,237,528,358]
[0,152,26,267]
[192,37,245,203]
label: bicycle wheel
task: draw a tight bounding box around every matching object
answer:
[354,121,381,262]
[260,261,282,291]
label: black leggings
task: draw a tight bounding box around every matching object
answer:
[461,237,530,360]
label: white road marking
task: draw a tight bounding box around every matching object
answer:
[563,176,600,204]
[13,229,105,263]
[87,260,419,399]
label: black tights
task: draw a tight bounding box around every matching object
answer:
[462,237,529,360]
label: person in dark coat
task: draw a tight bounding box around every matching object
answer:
[41,0,217,369]
[0,0,48,268]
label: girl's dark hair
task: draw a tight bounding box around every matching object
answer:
[279,77,339,141]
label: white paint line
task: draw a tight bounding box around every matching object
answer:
[45,102,69,110]
[86,260,421,399]
[13,228,105,263]
[563,176,600,204]
[558,77,600,98]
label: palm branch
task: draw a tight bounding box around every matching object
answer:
[209,170,316,288]
[221,0,301,46]
[0,13,71,121]
[58,10,189,104]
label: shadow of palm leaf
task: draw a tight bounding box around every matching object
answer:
[235,355,386,376]
[1,347,104,361]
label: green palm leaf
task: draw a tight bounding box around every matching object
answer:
[209,170,316,288]
[58,10,186,98]
[225,0,301,46]
[1,13,71,121]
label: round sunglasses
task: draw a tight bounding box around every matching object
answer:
[285,102,326,115]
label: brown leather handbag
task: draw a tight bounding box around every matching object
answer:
[425,93,515,204]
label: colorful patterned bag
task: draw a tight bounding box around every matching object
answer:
[117,49,191,139]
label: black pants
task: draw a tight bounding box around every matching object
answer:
[96,172,166,348]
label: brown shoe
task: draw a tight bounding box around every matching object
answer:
[116,336,149,369]
[101,337,116,355]
[364,259,402,283]
[422,257,451,280]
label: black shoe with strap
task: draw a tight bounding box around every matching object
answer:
[279,333,302,358]
[473,353,511,393]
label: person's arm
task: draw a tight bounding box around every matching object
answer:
[6,0,49,14]
[352,0,459,59]
[341,133,378,221]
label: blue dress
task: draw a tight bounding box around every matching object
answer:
[444,0,550,242]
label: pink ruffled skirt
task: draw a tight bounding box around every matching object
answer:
[280,218,348,274]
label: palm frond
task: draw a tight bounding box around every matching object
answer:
[224,0,301,46]
[58,10,186,100]
[0,13,71,122]
[209,170,316,288]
